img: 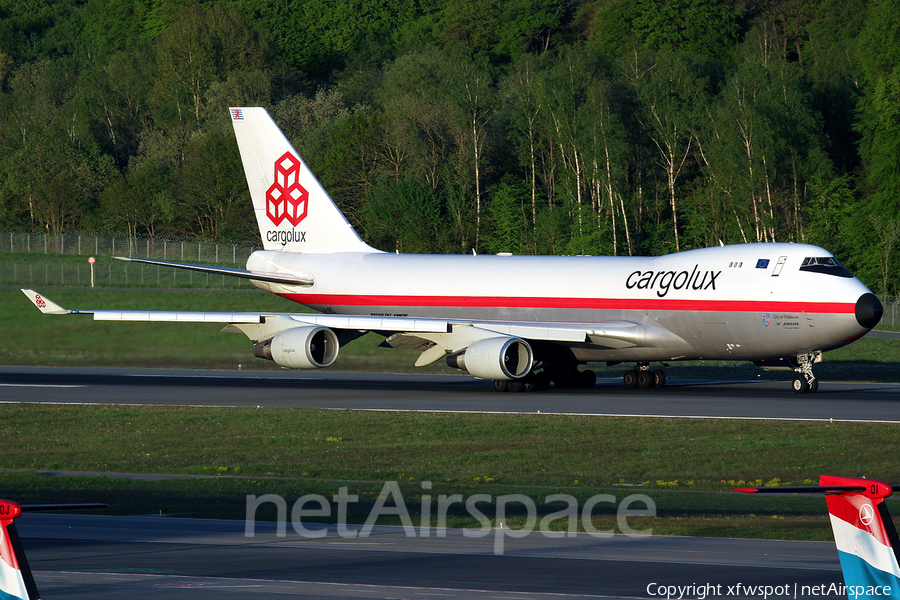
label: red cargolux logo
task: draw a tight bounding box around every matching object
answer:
[35,294,46,309]
[266,152,309,227]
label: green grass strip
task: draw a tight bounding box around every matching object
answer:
[1,405,899,540]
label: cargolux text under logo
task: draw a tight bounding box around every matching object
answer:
[267,152,309,227]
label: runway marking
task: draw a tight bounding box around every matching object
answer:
[37,570,644,599]
[0,383,84,388]
[331,407,900,425]
[2,398,899,424]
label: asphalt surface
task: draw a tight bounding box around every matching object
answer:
[19,513,843,600]
[2,365,887,598]
[1,366,899,421]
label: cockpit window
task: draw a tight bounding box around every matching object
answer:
[799,257,853,278]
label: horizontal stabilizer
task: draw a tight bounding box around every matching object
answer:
[114,256,314,287]
[20,503,110,512]
[734,485,869,494]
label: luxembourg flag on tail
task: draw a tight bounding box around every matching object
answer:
[821,476,900,597]
[737,476,900,600]
[0,500,37,600]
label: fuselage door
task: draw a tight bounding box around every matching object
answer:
[772,256,787,277]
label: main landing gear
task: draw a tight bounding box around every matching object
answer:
[491,364,596,392]
[622,363,667,389]
[791,353,820,394]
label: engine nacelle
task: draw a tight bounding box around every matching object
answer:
[447,337,533,380]
[256,326,339,369]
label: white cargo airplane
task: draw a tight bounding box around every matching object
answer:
[22,107,883,393]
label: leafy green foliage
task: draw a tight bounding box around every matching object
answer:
[0,0,897,290]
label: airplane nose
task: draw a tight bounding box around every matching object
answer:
[856,293,883,329]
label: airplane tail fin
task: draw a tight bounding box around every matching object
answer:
[736,476,900,598]
[0,500,109,600]
[229,107,377,254]
[1,500,39,600]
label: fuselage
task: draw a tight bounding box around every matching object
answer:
[246,242,880,364]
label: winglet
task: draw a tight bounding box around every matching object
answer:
[0,499,40,600]
[736,476,900,598]
[21,289,70,315]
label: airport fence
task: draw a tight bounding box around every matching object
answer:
[0,231,258,289]
[882,296,899,328]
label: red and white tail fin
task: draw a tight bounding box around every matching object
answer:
[737,476,900,599]
[229,107,377,254]
[0,500,39,600]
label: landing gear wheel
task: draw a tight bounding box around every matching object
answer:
[493,380,509,392]
[808,379,818,394]
[506,381,525,393]
[637,371,652,389]
[581,370,597,389]
[623,371,637,388]
[651,370,667,389]
[792,375,809,394]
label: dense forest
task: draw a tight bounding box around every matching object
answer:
[0,0,898,292]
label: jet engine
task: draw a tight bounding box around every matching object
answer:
[446,336,533,380]
[254,326,339,369]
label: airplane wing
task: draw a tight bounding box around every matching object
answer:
[21,289,683,375]
[113,256,315,287]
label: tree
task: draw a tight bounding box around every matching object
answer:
[154,3,271,130]
[484,178,528,254]
[634,50,708,251]
[361,178,444,253]
[175,125,252,241]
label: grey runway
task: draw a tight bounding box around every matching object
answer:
[19,513,843,600]
[1,366,899,421]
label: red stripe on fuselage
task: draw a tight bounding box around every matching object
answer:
[279,293,856,314]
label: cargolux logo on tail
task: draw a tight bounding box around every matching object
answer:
[267,152,309,227]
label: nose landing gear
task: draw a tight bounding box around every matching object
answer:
[791,352,821,394]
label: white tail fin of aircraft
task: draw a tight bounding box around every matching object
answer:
[0,500,107,600]
[229,107,376,254]
[21,107,884,393]
[737,476,900,598]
